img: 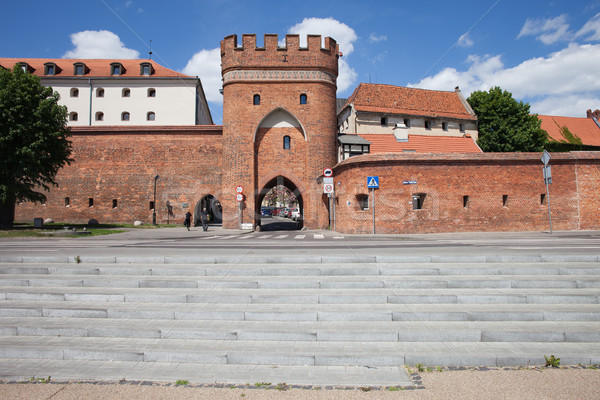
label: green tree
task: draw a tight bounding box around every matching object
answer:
[0,65,72,228]
[467,86,548,152]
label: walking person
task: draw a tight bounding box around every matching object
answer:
[184,211,191,231]
[201,207,209,232]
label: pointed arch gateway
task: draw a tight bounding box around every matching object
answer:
[254,108,308,230]
[256,175,304,230]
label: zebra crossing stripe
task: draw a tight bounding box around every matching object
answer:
[314,234,325,239]
[294,235,306,239]
[274,234,287,239]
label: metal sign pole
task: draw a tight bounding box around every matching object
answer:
[372,187,376,235]
[545,168,553,234]
[328,195,332,230]
[333,192,336,232]
[541,151,553,234]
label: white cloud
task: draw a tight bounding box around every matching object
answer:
[181,48,222,104]
[62,30,139,59]
[576,13,600,41]
[409,43,600,117]
[369,33,387,43]
[338,58,358,93]
[517,14,571,44]
[287,17,358,55]
[457,33,474,48]
[286,17,358,94]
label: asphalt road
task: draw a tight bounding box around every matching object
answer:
[1,221,599,260]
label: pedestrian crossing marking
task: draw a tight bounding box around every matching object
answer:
[274,234,287,239]
[314,234,324,239]
[294,235,306,239]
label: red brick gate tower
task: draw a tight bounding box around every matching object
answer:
[220,34,340,229]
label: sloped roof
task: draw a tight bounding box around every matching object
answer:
[345,83,477,120]
[359,134,482,154]
[0,58,193,79]
[538,115,600,146]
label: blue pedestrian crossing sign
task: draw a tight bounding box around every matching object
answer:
[367,176,379,188]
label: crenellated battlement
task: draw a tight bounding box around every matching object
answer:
[221,34,339,77]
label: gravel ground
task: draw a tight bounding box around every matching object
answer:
[2,368,600,400]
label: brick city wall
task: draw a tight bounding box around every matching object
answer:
[220,34,339,229]
[15,126,223,225]
[333,152,600,234]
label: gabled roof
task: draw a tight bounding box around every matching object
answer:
[359,134,482,154]
[0,58,193,79]
[344,83,477,121]
[538,115,600,146]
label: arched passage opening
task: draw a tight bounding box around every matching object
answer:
[256,175,303,231]
[194,194,222,226]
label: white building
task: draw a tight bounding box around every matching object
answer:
[337,83,480,161]
[0,58,213,126]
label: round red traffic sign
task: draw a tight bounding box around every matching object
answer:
[323,168,333,177]
[236,193,244,202]
[235,186,244,193]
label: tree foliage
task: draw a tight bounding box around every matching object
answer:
[0,65,72,228]
[467,86,548,152]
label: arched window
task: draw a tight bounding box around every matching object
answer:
[95,112,104,121]
[70,88,79,98]
[253,94,260,105]
[283,135,291,150]
[147,112,155,121]
[122,88,130,97]
[121,112,130,121]
[69,112,78,121]
[148,88,156,97]
[96,88,104,97]
[300,94,307,104]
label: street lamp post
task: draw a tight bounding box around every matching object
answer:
[152,174,159,225]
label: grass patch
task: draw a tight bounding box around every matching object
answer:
[0,222,178,238]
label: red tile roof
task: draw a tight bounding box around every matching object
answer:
[0,58,192,79]
[359,134,482,154]
[538,115,600,146]
[345,83,477,120]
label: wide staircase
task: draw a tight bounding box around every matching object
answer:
[0,254,599,385]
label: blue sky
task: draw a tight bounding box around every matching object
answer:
[3,0,600,124]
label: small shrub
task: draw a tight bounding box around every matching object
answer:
[175,380,189,386]
[544,355,560,368]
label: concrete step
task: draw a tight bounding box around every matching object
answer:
[2,299,600,321]
[2,262,600,277]
[2,317,600,343]
[2,286,599,304]
[1,273,599,290]
[2,254,598,264]
[0,358,412,387]
[1,336,598,367]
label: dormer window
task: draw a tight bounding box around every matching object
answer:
[140,62,154,76]
[44,63,60,76]
[18,62,34,73]
[73,63,87,76]
[110,63,125,76]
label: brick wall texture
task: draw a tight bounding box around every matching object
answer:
[15,126,223,225]
[333,152,600,234]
